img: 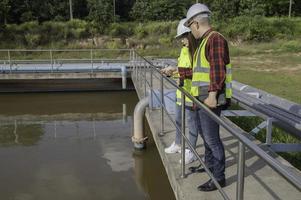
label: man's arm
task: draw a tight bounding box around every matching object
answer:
[204,33,229,108]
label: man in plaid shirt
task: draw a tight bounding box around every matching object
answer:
[184,3,232,192]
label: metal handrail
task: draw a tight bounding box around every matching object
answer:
[0,59,130,63]
[0,48,131,52]
[132,53,231,199]
[131,50,301,200]
[0,49,134,73]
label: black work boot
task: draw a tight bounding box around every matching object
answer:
[189,164,213,173]
[197,179,226,192]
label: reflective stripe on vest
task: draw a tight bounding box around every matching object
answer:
[176,47,193,106]
[176,97,193,107]
[191,31,232,98]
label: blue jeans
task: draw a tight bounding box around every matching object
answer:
[194,107,225,181]
[174,104,199,148]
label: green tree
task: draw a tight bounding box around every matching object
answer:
[130,0,190,21]
[130,0,151,21]
[87,0,114,26]
[203,0,301,18]
[73,0,89,19]
[264,0,301,17]
[0,0,11,25]
[202,0,241,19]
[2,0,301,25]
[238,0,266,16]
[150,0,187,21]
[116,0,135,21]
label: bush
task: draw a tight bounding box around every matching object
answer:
[108,23,134,37]
[19,21,40,33]
[1,17,301,48]
[134,23,148,39]
[158,36,173,46]
[1,19,92,47]
[280,40,301,52]
[221,16,275,42]
[40,21,66,44]
[65,19,90,40]
[220,16,301,42]
[24,34,41,47]
[105,39,124,49]
[269,18,295,39]
[246,16,275,41]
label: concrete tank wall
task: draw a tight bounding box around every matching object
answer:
[0,78,134,92]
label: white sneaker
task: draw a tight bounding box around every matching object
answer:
[179,149,197,165]
[165,142,181,154]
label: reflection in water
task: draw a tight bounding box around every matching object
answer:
[0,92,175,200]
[0,122,43,146]
[132,124,176,200]
[101,137,134,172]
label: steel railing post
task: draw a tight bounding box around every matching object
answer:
[135,52,138,82]
[130,50,132,77]
[134,52,136,80]
[266,118,273,146]
[8,50,11,73]
[139,59,142,87]
[150,66,153,110]
[129,50,131,64]
[139,59,143,88]
[136,54,138,82]
[133,51,135,79]
[160,74,164,136]
[50,50,53,73]
[144,62,147,97]
[90,49,94,73]
[137,57,140,85]
[130,50,133,77]
[181,92,186,178]
[136,53,138,82]
[236,142,245,200]
[137,58,140,85]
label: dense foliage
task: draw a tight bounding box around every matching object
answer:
[0,0,300,26]
[1,0,300,48]
[1,16,300,49]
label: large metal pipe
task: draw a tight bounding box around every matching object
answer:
[132,97,149,149]
[121,66,127,89]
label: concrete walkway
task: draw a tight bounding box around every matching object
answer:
[132,70,301,200]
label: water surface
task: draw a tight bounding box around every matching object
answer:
[0,92,175,200]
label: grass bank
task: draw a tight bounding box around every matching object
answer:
[231,40,301,104]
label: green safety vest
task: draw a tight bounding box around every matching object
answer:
[190,31,232,99]
[176,47,193,107]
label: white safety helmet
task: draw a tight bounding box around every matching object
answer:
[175,18,191,38]
[184,3,211,27]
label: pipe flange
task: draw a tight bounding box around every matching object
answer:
[131,136,148,144]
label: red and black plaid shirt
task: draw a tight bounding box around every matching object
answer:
[202,29,230,92]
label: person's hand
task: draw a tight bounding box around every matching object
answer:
[160,67,167,74]
[161,66,176,76]
[204,91,217,108]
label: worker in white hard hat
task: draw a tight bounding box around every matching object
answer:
[161,18,201,165]
[184,3,233,192]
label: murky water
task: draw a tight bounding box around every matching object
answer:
[0,92,175,200]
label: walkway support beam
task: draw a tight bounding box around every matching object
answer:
[132,97,149,149]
